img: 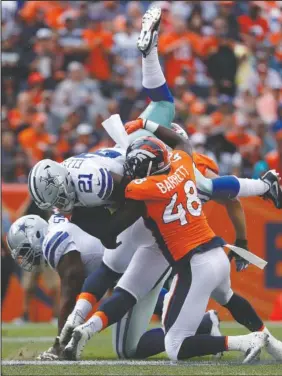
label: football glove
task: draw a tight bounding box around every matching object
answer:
[125,118,144,134]
[36,336,63,360]
[125,118,159,135]
[228,239,250,272]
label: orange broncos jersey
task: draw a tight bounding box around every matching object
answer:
[125,150,219,265]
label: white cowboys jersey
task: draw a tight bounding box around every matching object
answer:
[42,214,104,275]
[62,148,126,207]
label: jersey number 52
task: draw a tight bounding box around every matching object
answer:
[163,180,202,225]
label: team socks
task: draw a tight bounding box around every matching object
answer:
[211,176,269,200]
[224,293,264,332]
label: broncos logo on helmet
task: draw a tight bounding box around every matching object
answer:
[124,136,170,179]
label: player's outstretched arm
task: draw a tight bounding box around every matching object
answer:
[37,251,85,360]
[205,168,249,272]
[99,199,145,249]
[125,119,193,156]
[205,169,247,240]
[57,251,85,335]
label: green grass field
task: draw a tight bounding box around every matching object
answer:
[2,322,282,375]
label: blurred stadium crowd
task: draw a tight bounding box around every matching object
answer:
[2,0,282,184]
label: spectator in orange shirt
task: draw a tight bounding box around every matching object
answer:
[27,72,45,106]
[226,114,261,166]
[18,113,54,163]
[20,1,70,30]
[238,2,269,41]
[8,92,36,132]
[198,17,227,58]
[83,15,113,82]
[158,16,200,87]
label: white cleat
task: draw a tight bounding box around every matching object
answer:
[242,332,268,364]
[137,7,161,57]
[59,310,85,348]
[265,333,282,361]
[210,310,221,337]
[63,324,92,361]
[209,310,223,359]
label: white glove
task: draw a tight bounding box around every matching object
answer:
[36,336,62,360]
[36,352,59,361]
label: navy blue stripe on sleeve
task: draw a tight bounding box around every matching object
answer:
[48,232,69,269]
[44,231,63,260]
[98,168,107,199]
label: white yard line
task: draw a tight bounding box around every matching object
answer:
[3,337,54,343]
[2,360,176,366]
[2,321,282,331]
[1,360,276,366]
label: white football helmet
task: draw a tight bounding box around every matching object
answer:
[171,122,189,140]
[28,159,76,213]
[7,215,48,271]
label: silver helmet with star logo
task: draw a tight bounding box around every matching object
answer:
[28,159,76,213]
[7,215,48,271]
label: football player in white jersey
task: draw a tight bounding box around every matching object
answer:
[60,7,282,363]
[7,213,221,360]
[7,213,103,359]
[27,5,281,361]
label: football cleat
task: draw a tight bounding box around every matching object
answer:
[210,310,223,359]
[261,170,282,209]
[137,7,161,57]
[265,332,282,361]
[242,332,268,364]
[59,310,85,347]
[63,324,92,360]
[210,310,221,337]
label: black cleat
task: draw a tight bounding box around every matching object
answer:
[261,170,282,209]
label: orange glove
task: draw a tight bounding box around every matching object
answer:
[125,118,144,135]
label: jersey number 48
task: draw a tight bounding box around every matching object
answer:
[163,180,202,225]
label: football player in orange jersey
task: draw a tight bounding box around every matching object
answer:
[63,123,282,363]
[61,7,282,362]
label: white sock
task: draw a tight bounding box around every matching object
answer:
[142,46,165,89]
[263,326,276,343]
[238,179,269,197]
[73,299,93,321]
[80,315,103,335]
[227,335,245,351]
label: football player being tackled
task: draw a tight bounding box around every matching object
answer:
[61,7,282,363]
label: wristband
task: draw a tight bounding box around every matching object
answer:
[235,239,248,249]
[144,119,159,133]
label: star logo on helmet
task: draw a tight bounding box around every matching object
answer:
[17,223,32,235]
[40,171,59,190]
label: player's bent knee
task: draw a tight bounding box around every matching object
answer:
[214,288,234,306]
[164,333,184,361]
